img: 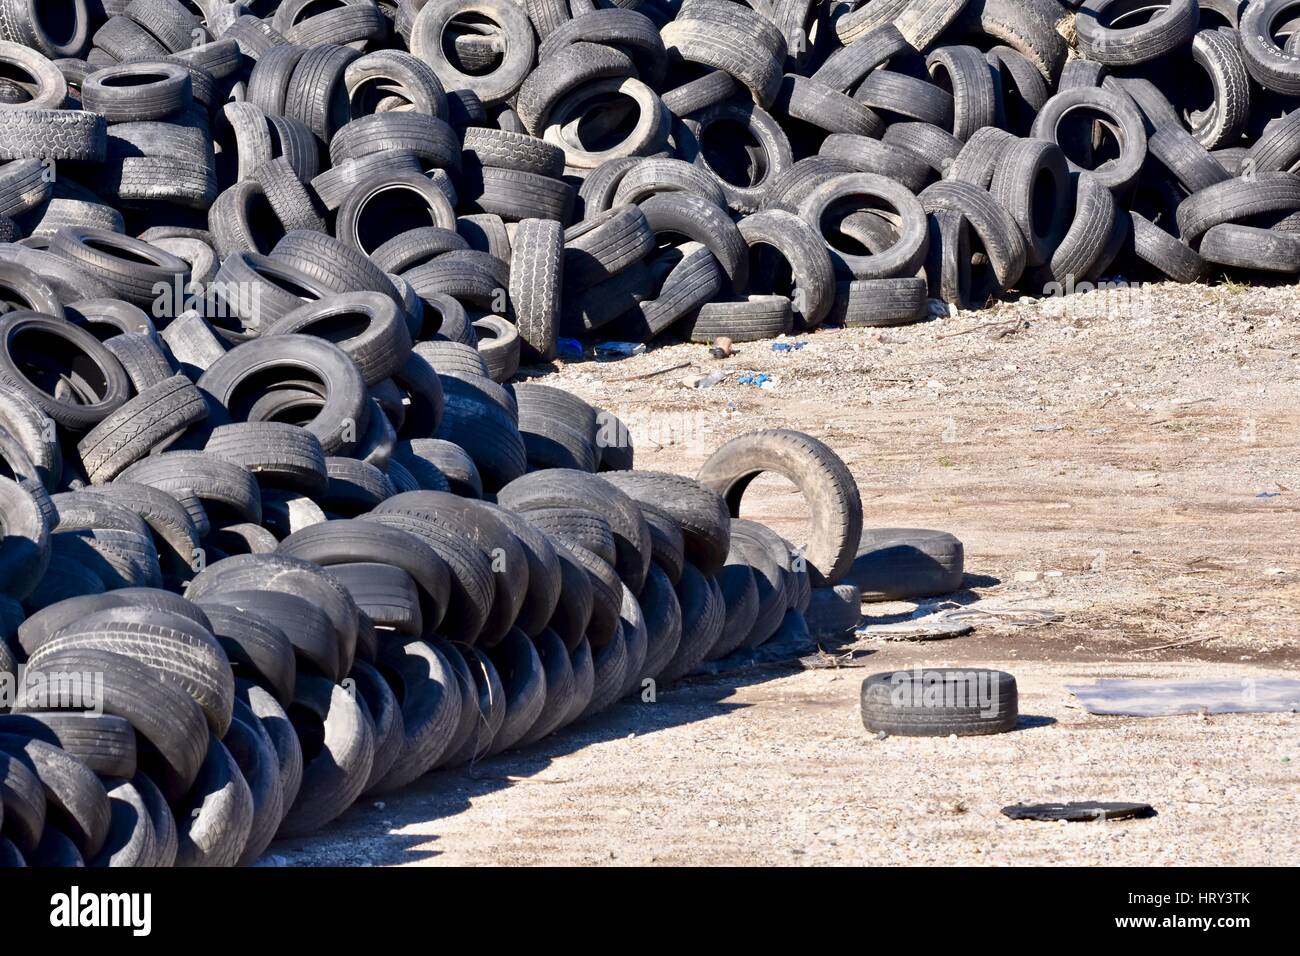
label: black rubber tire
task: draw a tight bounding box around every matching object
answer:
[0,310,132,432]
[237,681,303,821]
[409,0,537,106]
[20,646,208,800]
[1029,85,1148,194]
[277,673,373,838]
[510,218,563,364]
[225,711,284,867]
[486,627,546,754]
[336,660,399,799]
[988,136,1071,268]
[27,606,235,737]
[1074,0,1198,65]
[117,451,262,526]
[657,562,724,684]
[0,734,110,859]
[198,601,296,709]
[173,733,253,867]
[860,667,1018,736]
[798,171,929,280]
[87,778,154,868]
[697,429,863,587]
[197,335,368,457]
[0,476,50,602]
[848,527,965,601]
[498,469,652,594]
[77,374,208,484]
[0,713,136,779]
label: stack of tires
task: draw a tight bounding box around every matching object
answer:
[0,0,1296,367]
[0,308,866,866]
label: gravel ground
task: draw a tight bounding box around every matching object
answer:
[276,281,1300,866]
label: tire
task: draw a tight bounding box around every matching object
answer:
[0,310,131,432]
[676,98,793,212]
[579,618,627,718]
[82,60,192,121]
[1030,85,1148,194]
[806,583,862,637]
[329,562,423,637]
[708,559,758,660]
[814,22,909,91]
[1176,172,1300,247]
[860,667,1018,736]
[0,108,105,162]
[510,218,563,364]
[798,172,929,280]
[657,562,724,684]
[0,379,60,491]
[640,191,748,292]
[197,335,368,456]
[848,527,965,601]
[186,555,358,679]
[829,277,928,328]
[20,646,208,800]
[348,657,404,795]
[225,712,284,867]
[563,204,654,289]
[118,451,261,526]
[482,502,563,638]
[102,332,175,392]
[87,778,155,868]
[277,674,373,838]
[1200,223,1300,273]
[473,315,520,383]
[28,605,233,737]
[696,429,863,586]
[0,476,50,601]
[432,374,527,493]
[688,294,792,343]
[516,41,635,135]
[486,627,546,754]
[498,469,652,594]
[442,644,505,765]
[1031,172,1117,287]
[988,136,1071,268]
[0,746,44,854]
[1074,0,1197,64]
[0,713,136,779]
[77,374,207,484]
[237,681,303,821]
[344,47,448,118]
[203,421,329,498]
[0,734,110,859]
[360,508,494,644]
[661,17,781,107]
[173,733,253,867]
[919,179,1027,302]
[198,601,296,709]
[726,525,787,648]
[372,491,526,647]
[545,542,594,651]
[409,0,536,105]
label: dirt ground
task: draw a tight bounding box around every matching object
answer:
[278,280,1299,866]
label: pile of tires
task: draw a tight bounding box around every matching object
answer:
[0,0,1294,367]
[0,296,866,866]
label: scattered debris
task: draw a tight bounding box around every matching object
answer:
[1067,678,1300,716]
[683,369,726,389]
[1001,802,1156,823]
[771,341,805,352]
[710,336,733,359]
[595,341,646,359]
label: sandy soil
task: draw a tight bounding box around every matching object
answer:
[276,281,1300,866]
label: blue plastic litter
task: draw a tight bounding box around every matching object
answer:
[737,373,770,386]
[556,338,584,358]
[772,341,805,352]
